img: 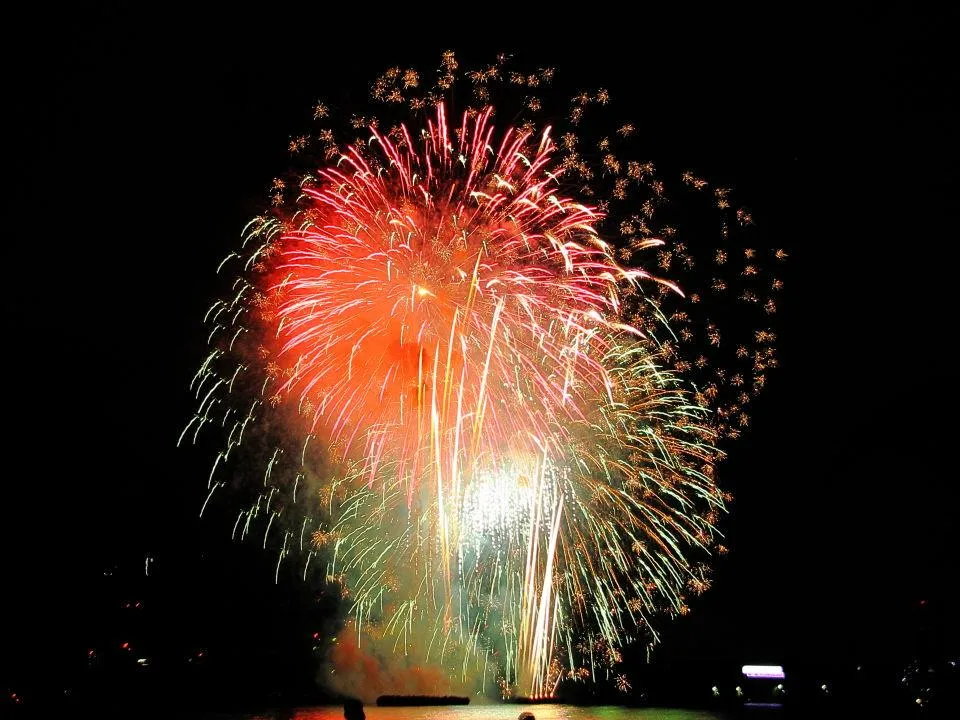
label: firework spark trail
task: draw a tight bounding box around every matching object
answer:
[262,105,666,500]
[305,339,723,697]
[183,53,785,700]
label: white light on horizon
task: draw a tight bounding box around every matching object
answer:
[742,664,785,679]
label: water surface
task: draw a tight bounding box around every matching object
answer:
[233,706,730,720]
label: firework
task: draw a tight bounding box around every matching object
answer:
[181,53,785,700]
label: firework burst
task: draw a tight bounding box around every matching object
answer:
[182,53,785,700]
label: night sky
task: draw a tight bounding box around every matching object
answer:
[5,4,957,708]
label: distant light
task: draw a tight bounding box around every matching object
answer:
[742,664,785,679]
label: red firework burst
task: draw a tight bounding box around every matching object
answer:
[252,105,671,495]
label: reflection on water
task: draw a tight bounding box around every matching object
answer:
[241,705,728,720]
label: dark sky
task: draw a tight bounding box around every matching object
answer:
[4,3,957,694]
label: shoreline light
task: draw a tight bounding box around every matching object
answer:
[742,664,785,679]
